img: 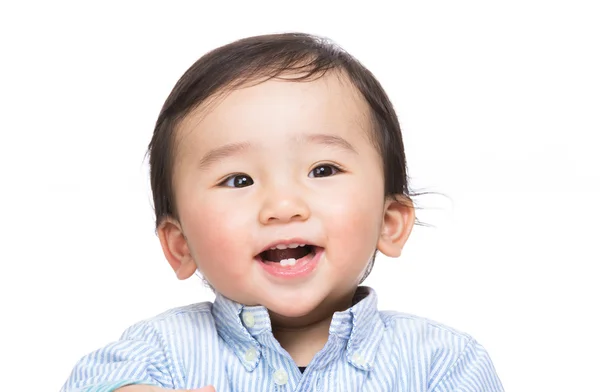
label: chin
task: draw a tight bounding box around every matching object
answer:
[264,294,325,319]
[270,307,315,319]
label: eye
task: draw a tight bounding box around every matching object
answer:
[309,164,341,178]
[220,174,254,188]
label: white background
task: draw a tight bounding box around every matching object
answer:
[1,1,598,391]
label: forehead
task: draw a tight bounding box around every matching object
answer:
[176,72,374,155]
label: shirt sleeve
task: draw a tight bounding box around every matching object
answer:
[59,320,177,392]
[430,339,504,392]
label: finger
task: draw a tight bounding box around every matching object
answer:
[191,386,216,392]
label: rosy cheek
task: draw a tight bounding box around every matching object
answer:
[186,199,252,265]
[324,189,376,226]
[320,186,382,262]
[195,209,232,249]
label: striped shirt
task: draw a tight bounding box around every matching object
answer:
[60,287,503,391]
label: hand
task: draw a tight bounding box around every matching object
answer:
[116,386,215,392]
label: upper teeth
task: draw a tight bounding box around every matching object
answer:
[271,243,306,250]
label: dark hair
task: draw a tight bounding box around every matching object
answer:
[148,32,426,282]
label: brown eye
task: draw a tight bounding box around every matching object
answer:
[222,174,254,188]
[309,165,340,178]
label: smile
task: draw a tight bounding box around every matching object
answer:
[255,243,323,278]
[259,243,313,265]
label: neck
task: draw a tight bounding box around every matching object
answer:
[269,293,355,367]
[272,315,332,366]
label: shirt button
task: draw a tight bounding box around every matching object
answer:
[273,368,288,385]
[352,352,366,366]
[244,347,257,362]
[242,311,255,328]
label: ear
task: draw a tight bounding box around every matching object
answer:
[377,196,415,258]
[157,218,198,280]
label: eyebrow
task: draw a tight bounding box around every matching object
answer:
[297,133,358,154]
[197,133,357,171]
[197,141,251,171]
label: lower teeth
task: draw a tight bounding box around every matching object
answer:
[280,258,297,267]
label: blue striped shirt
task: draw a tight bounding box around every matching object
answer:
[60,287,503,391]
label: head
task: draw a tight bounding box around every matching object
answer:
[150,33,416,321]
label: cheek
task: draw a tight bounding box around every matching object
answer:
[319,181,384,264]
[180,195,254,272]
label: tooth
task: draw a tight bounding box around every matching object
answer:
[270,247,277,250]
[288,243,299,248]
[299,244,306,247]
[279,258,297,267]
[276,244,287,250]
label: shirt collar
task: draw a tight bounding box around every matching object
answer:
[211,286,384,372]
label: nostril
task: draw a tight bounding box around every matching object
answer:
[259,199,310,225]
[266,213,305,223]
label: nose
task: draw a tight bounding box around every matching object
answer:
[258,185,310,225]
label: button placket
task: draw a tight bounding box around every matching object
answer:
[273,368,289,386]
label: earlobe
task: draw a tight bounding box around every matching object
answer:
[157,218,198,280]
[377,196,416,258]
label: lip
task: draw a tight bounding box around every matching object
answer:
[256,246,323,279]
[257,238,317,254]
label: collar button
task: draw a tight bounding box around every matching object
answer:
[352,352,367,366]
[242,311,255,328]
[244,347,257,362]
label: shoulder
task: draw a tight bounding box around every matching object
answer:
[152,301,215,322]
[379,311,504,391]
[120,301,216,341]
[380,310,473,344]
[379,311,475,372]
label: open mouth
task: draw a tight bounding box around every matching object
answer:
[258,244,317,266]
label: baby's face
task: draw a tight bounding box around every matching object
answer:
[172,73,387,318]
